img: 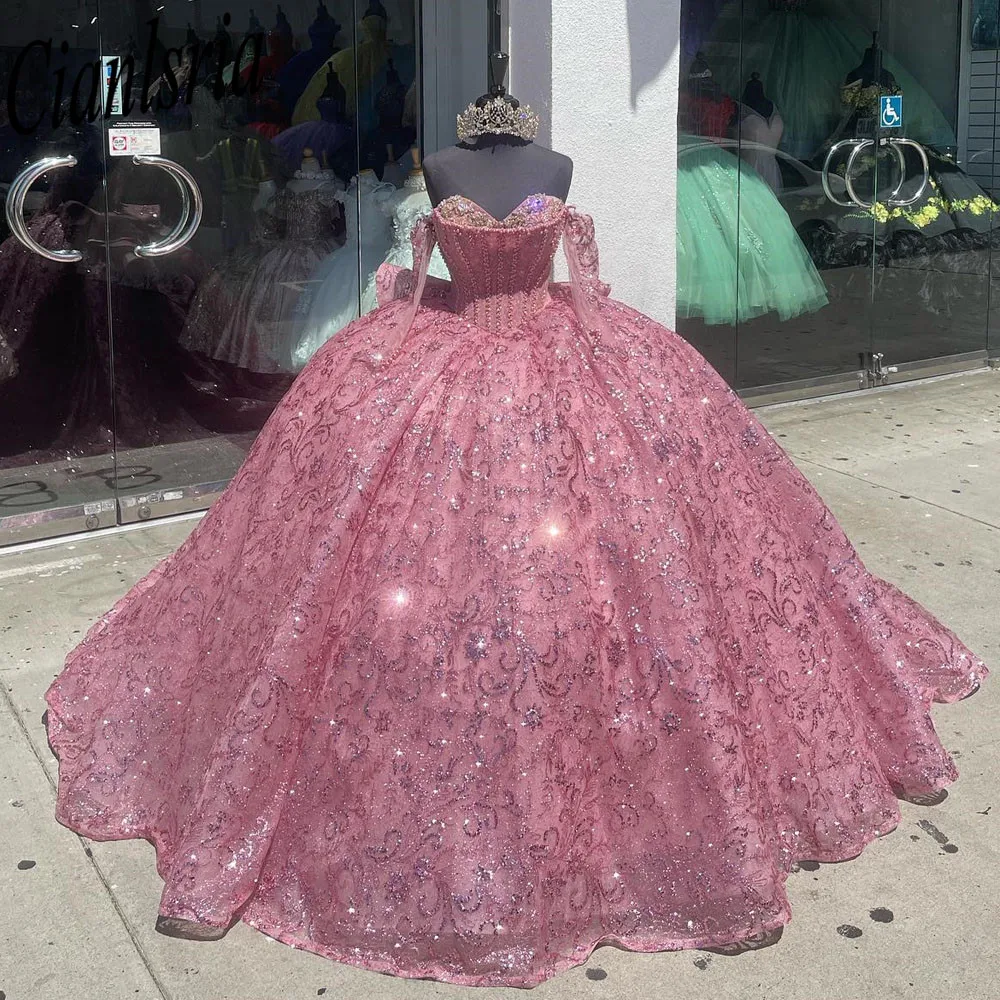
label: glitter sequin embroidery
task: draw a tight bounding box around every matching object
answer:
[46,190,987,989]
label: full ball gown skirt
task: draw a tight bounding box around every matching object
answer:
[676,137,830,326]
[46,195,987,988]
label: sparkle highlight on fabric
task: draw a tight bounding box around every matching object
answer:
[46,193,987,989]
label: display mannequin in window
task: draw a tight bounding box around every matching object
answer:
[179,146,343,377]
[677,52,736,139]
[423,53,572,220]
[703,0,954,158]
[274,66,355,182]
[290,167,396,366]
[739,72,784,193]
[292,1,415,134]
[276,3,343,115]
[361,145,451,314]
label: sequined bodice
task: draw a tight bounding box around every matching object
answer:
[431,194,566,333]
[278,186,341,241]
[253,202,283,243]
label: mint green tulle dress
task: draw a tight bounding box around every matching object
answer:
[708,6,955,160]
[676,137,829,326]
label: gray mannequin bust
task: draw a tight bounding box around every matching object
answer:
[424,131,573,221]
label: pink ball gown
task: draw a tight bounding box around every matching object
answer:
[46,193,987,987]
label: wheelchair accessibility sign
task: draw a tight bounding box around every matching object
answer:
[880,95,903,128]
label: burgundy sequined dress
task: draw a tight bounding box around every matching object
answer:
[45,194,987,987]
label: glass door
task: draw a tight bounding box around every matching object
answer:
[94,0,367,527]
[93,0,439,530]
[679,0,881,394]
[681,0,999,400]
[871,0,997,384]
[0,1,117,544]
[734,0,884,393]
[1,0,485,547]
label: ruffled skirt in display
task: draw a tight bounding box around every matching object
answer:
[180,238,339,375]
[676,140,830,326]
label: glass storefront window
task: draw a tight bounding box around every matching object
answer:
[676,0,1000,398]
[0,0,485,546]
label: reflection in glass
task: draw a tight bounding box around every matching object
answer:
[973,0,1000,50]
[674,43,740,382]
[0,0,485,545]
[676,138,828,326]
[677,0,1000,394]
[293,168,395,364]
[0,12,118,539]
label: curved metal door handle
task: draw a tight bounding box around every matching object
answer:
[822,139,866,208]
[130,155,203,257]
[4,156,83,263]
[844,139,877,210]
[887,138,931,207]
[884,139,909,203]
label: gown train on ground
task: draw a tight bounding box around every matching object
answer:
[46,193,986,988]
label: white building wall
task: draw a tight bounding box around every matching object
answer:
[508,0,681,325]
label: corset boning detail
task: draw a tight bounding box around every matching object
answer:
[433,217,563,334]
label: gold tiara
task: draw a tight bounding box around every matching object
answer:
[456,96,540,143]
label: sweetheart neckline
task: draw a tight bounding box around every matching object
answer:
[432,193,567,227]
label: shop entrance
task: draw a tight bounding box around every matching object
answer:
[0,1,485,546]
[676,0,1000,400]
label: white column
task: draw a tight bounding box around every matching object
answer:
[509,0,681,325]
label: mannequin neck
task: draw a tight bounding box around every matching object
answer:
[461,133,533,152]
[360,15,388,46]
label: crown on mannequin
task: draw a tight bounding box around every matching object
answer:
[457,52,539,142]
[457,95,540,142]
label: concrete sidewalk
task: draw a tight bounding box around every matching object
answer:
[2,371,998,1000]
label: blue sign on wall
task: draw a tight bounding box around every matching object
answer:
[880,95,903,129]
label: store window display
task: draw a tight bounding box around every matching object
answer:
[0,0,486,545]
[674,51,828,332]
[275,4,344,117]
[274,68,355,181]
[360,147,451,314]
[706,0,954,160]
[739,73,784,193]
[180,149,344,377]
[290,167,395,368]
[292,3,415,142]
[676,0,1000,393]
[677,53,736,140]
[676,136,829,327]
